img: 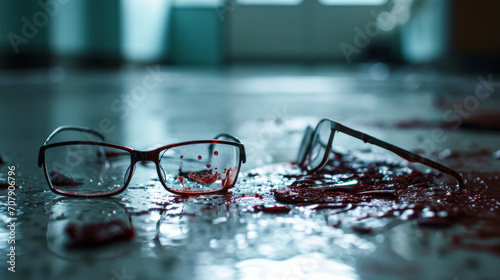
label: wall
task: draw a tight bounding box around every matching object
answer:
[229,0,400,63]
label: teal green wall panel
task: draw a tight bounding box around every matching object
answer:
[170,8,223,65]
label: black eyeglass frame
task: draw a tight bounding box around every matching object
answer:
[297,119,464,189]
[38,126,247,197]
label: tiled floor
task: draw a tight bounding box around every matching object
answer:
[1,65,499,280]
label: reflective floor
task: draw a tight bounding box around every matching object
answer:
[1,65,500,280]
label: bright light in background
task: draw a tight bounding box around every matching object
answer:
[376,0,413,31]
[122,0,172,62]
[320,0,387,5]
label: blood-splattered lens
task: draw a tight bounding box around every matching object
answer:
[158,143,241,194]
[43,144,131,196]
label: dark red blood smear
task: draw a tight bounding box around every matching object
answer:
[253,205,291,213]
[180,155,184,159]
[65,220,134,247]
[49,171,83,186]
[179,168,182,172]
[352,226,373,234]
[261,149,500,255]
[371,116,500,132]
[177,176,184,185]
[370,119,454,130]
[188,169,220,185]
[222,167,234,189]
[461,111,500,131]
[198,155,202,160]
[206,164,211,168]
[272,153,500,232]
[214,151,219,156]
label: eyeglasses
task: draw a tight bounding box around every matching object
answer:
[38,126,246,197]
[296,119,464,189]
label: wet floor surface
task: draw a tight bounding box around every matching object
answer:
[1,65,500,280]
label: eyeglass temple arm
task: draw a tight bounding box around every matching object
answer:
[42,126,106,146]
[336,124,465,189]
[214,133,242,143]
[213,133,247,163]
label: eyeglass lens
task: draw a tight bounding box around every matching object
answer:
[158,143,240,194]
[308,120,333,170]
[44,144,131,195]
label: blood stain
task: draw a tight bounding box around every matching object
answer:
[352,225,373,234]
[177,176,184,185]
[49,171,83,186]
[188,170,220,185]
[65,220,135,247]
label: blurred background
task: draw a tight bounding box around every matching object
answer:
[1,0,499,69]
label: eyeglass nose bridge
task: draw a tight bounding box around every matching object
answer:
[131,150,157,163]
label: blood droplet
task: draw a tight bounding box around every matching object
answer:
[179,168,182,172]
[214,151,218,156]
[177,176,184,185]
[180,155,184,159]
[198,155,202,160]
[206,164,211,168]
